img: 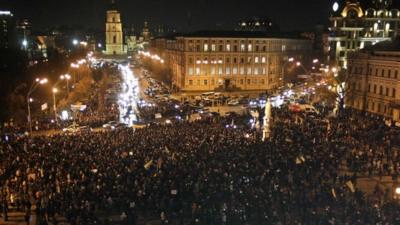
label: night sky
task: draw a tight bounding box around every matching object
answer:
[1,0,347,31]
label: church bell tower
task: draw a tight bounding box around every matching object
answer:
[105,0,125,55]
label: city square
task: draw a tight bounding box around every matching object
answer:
[1,0,400,225]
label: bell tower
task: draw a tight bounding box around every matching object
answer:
[105,0,125,55]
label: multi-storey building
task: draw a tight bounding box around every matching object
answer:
[0,10,15,49]
[105,0,125,55]
[346,39,400,121]
[150,31,312,92]
[329,0,400,68]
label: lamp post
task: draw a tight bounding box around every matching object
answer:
[60,74,71,95]
[27,78,48,134]
[52,88,58,125]
[70,63,80,84]
[280,57,295,88]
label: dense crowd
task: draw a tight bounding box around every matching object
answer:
[1,108,400,225]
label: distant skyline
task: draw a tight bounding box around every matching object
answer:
[0,0,386,32]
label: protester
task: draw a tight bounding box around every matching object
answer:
[1,107,400,225]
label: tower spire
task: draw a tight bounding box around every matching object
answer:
[109,0,117,10]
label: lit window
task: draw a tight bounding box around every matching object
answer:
[240,67,245,75]
[211,67,216,75]
[196,67,200,75]
[247,67,252,75]
[262,68,266,74]
[255,57,259,63]
[211,44,216,51]
[254,68,259,75]
[262,57,266,63]
[188,68,193,75]
[226,67,231,75]
[247,57,252,63]
[204,43,208,51]
[233,67,238,75]
[240,44,245,51]
[248,44,252,51]
[218,66,223,75]
[226,44,231,51]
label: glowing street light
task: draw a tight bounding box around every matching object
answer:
[22,39,28,48]
[396,187,400,195]
[288,57,294,62]
[333,2,339,12]
[72,39,78,45]
[296,62,301,67]
[60,74,71,94]
[39,78,48,84]
[312,59,319,64]
[27,77,48,134]
[52,88,58,125]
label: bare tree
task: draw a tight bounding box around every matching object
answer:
[316,69,352,115]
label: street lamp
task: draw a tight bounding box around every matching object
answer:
[52,88,58,125]
[60,74,71,94]
[27,78,48,134]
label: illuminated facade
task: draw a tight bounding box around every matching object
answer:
[150,31,311,92]
[105,0,126,55]
[346,39,400,121]
[0,10,15,49]
[329,0,400,68]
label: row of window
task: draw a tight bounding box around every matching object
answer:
[367,101,393,115]
[187,43,291,53]
[367,84,396,97]
[189,56,271,65]
[188,66,273,76]
[350,66,399,79]
[187,78,273,86]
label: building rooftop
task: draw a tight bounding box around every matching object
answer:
[157,30,307,40]
[363,38,400,52]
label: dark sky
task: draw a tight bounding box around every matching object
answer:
[1,0,337,31]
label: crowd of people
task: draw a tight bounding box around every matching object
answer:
[1,107,400,225]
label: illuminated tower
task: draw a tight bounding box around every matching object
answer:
[142,21,150,42]
[105,0,125,55]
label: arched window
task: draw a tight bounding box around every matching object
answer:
[391,9,399,18]
[366,9,375,18]
[113,35,117,44]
